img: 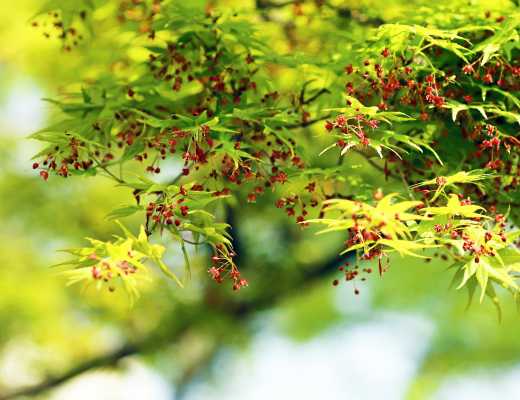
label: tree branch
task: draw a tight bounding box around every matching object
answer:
[302,88,330,105]
[0,344,141,400]
[1,235,352,400]
[398,163,415,200]
[284,115,330,129]
[255,0,385,26]
[353,149,398,181]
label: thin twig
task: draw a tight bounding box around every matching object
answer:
[302,88,331,105]
[353,149,398,180]
[398,163,415,200]
[92,158,125,184]
[284,115,331,129]
[333,151,344,195]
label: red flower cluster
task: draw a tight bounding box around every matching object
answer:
[208,246,247,291]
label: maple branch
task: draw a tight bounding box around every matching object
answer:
[0,345,141,400]
[0,233,352,400]
[398,163,415,200]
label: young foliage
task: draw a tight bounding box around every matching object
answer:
[29,0,520,316]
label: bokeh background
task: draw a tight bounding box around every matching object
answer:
[1,0,520,399]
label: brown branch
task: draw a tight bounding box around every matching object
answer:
[256,0,385,26]
[353,149,395,177]
[284,115,331,129]
[398,163,415,200]
[1,233,352,400]
[302,88,330,105]
[255,0,297,9]
[0,344,141,400]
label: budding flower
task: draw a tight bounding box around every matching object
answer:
[483,73,493,83]
[92,266,101,279]
[462,64,474,74]
[436,176,447,186]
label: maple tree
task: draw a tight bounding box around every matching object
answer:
[29,0,520,317]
